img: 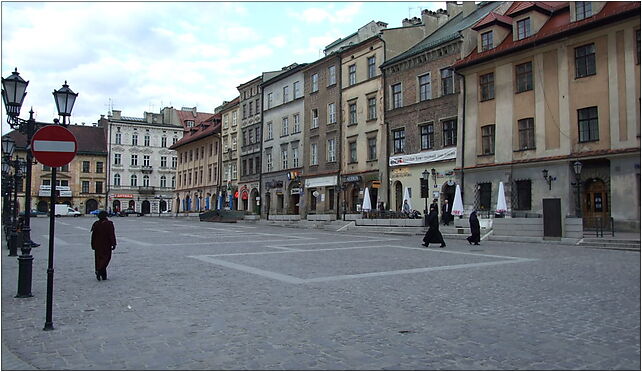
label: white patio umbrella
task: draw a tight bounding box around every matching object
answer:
[403,187,412,210]
[362,187,372,212]
[451,184,464,216]
[496,181,507,213]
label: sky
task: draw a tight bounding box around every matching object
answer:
[1,1,446,134]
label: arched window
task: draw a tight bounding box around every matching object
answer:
[114,173,121,186]
[160,175,167,188]
[130,174,137,187]
[143,175,150,187]
[171,175,176,188]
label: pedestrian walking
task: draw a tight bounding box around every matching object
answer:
[91,211,117,281]
[467,210,481,245]
[442,200,452,226]
[422,207,446,248]
[430,199,439,211]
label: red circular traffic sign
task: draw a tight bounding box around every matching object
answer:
[31,125,78,167]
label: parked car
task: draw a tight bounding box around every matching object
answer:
[89,209,102,215]
[19,209,47,217]
[118,208,141,217]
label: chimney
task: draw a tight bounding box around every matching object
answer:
[446,1,462,17]
[463,1,476,18]
[422,9,449,36]
[402,17,421,27]
[145,112,153,123]
[111,110,121,120]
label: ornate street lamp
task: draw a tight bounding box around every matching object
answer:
[52,81,78,126]
[2,136,16,158]
[1,68,28,118]
[572,161,583,217]
[542,169,556,190]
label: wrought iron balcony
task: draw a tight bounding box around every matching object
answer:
[138,186,155,194]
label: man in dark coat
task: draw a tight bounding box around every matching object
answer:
[422,207,446,248]
[442,200,452,226]
[91,211,117,281]
[467,210,481,245]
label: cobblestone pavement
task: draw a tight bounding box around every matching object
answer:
[2,216,640,370]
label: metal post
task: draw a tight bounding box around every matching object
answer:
[9,168,18,257]
[43,166,57,330]
[21,110,35,248]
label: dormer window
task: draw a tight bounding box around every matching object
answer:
[575,2,592,21]
[481,31,493,51]
[186,120,195,127]
[517,18,531,40]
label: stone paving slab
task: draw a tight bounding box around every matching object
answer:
[1,216,640,370]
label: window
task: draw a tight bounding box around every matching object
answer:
[419,74,431,101]
[575,43,596,78]
[578,106,599,142]
[255,99,260,114]
[231,137,237,150]
[349,141,357,163]
[143,175,150,187]
[328,103,336,124]
[293,81,301,99]
[144,135,150,146]
[311,109,319,128]
[367,137,377,161]
[172,137,177,145]
[96,162,103,173]
[143,155,150,167]
[283,86,289,103]
[480,73,494,101]
[517,18,531,40]
[232,111,237,126]
[310,143,318,165]
[267,92,273,109]
[311,74,319,92]
[242,104,247,119]
[515,62,533,92]
[114,153,121,165]
[392,83,402,108]
[130,174,137,187]
[328,65,336,86]
[131,154,138,166]
[82,161,90,173]
[441,68,454,95]
[160,176,167,188]
[161,136,167,147]
[281,148,288,169]
[421,124,434,150]
[292,146,300,167]
[327,138,336,162]
[367,56,376,78]
[115,132,121,145]
[132,133,138,146]
[160,156,167,167]
[171,157,177,168]
[393,129,405,154]
[349,103,357,124]
[267,121,273,139]
[481,31,493,51]
[232,163,238,179]
[293,114,301,133]
[82,181,90,193]
[367,97,377,120]
[114,174,120,186]
[518,118,535,149]
[171,175,176,188]
[242,159,248,176]
[266,152,273,172]
[514,180,532,210]
[95,181,103,194]
[478,182,491,211]
[481,125,495,155]
[281,117,289,136]
[249,102,253,116]
[575,1,592,20]
[443,119,457,147]
[186,120,195,128]
[348,64,356,85]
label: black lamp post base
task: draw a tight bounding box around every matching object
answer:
[43,323,54,331]
[8,232,18,256]
[15,254,33,298]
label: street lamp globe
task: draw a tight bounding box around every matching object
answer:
[52,81,78,119]
[422,169,429,180]
[2,136,16,157]
[2,162,10,175]
[573,161,583,176]
[1,68,29,118]
[19,160,27,175]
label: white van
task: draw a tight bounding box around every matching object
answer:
[54,204,81,217]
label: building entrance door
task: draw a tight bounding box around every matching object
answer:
[142,200,151,215]
[583,179,609,228]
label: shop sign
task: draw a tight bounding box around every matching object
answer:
[343,175,362,183]
[291,188,302,195]
[305,175,338,188]
[114,194,134,198]
[389,147,456,167]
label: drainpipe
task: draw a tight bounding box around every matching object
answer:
[381,35,391,209]
[336,53,343,221]
[259,82,265,218]
[452,67,466,199]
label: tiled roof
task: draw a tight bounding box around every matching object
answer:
[454,1,641,70]
[505,1,565,16]
[4,124,107,154]
[381,1,503,68]
[169,114,221,150]
[176,109,216,131]
[472,12,513,30]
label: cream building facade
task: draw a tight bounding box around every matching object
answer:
[219,98,241,210]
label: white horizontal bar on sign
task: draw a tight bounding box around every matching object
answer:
[32,140,75,152]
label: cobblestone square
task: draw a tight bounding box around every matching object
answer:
[2,217,640,370]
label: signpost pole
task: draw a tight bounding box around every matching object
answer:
[43,167,56,331]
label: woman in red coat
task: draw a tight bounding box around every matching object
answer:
[91,211,117,281]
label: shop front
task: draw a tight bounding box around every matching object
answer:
[303,174,339,217]
[340,172,380,213]
[263,171,302,216]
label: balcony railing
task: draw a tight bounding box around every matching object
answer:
[141,165,153,174]
[138,186,155,194]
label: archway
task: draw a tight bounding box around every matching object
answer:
[288,184,300,215]
[112,200,121,212]
[175,197,180,213]
[141,200,151,215]
[583,178,609,228]
[241,188,249,211]
[128,200,135,209]
[37,200,48,213]
[160,200,167,212]
[250,188,260,214]
[394,181,403,212]
[85,199,98,214]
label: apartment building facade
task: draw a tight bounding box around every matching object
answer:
[453,1,640,231]
[237,77,263,214]
[219,98,240,210]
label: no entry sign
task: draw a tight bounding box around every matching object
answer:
[31,125,78,167]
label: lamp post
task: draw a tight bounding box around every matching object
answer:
[422,169,430,227]
[573,161,583,218]
[2,135,16,248]
[542,169,556,190]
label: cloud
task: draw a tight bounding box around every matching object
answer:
[269,36,287,48]
[218,25,260,42]
[289,2,364,25]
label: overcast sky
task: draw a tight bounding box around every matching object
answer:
[2,1,445,134]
